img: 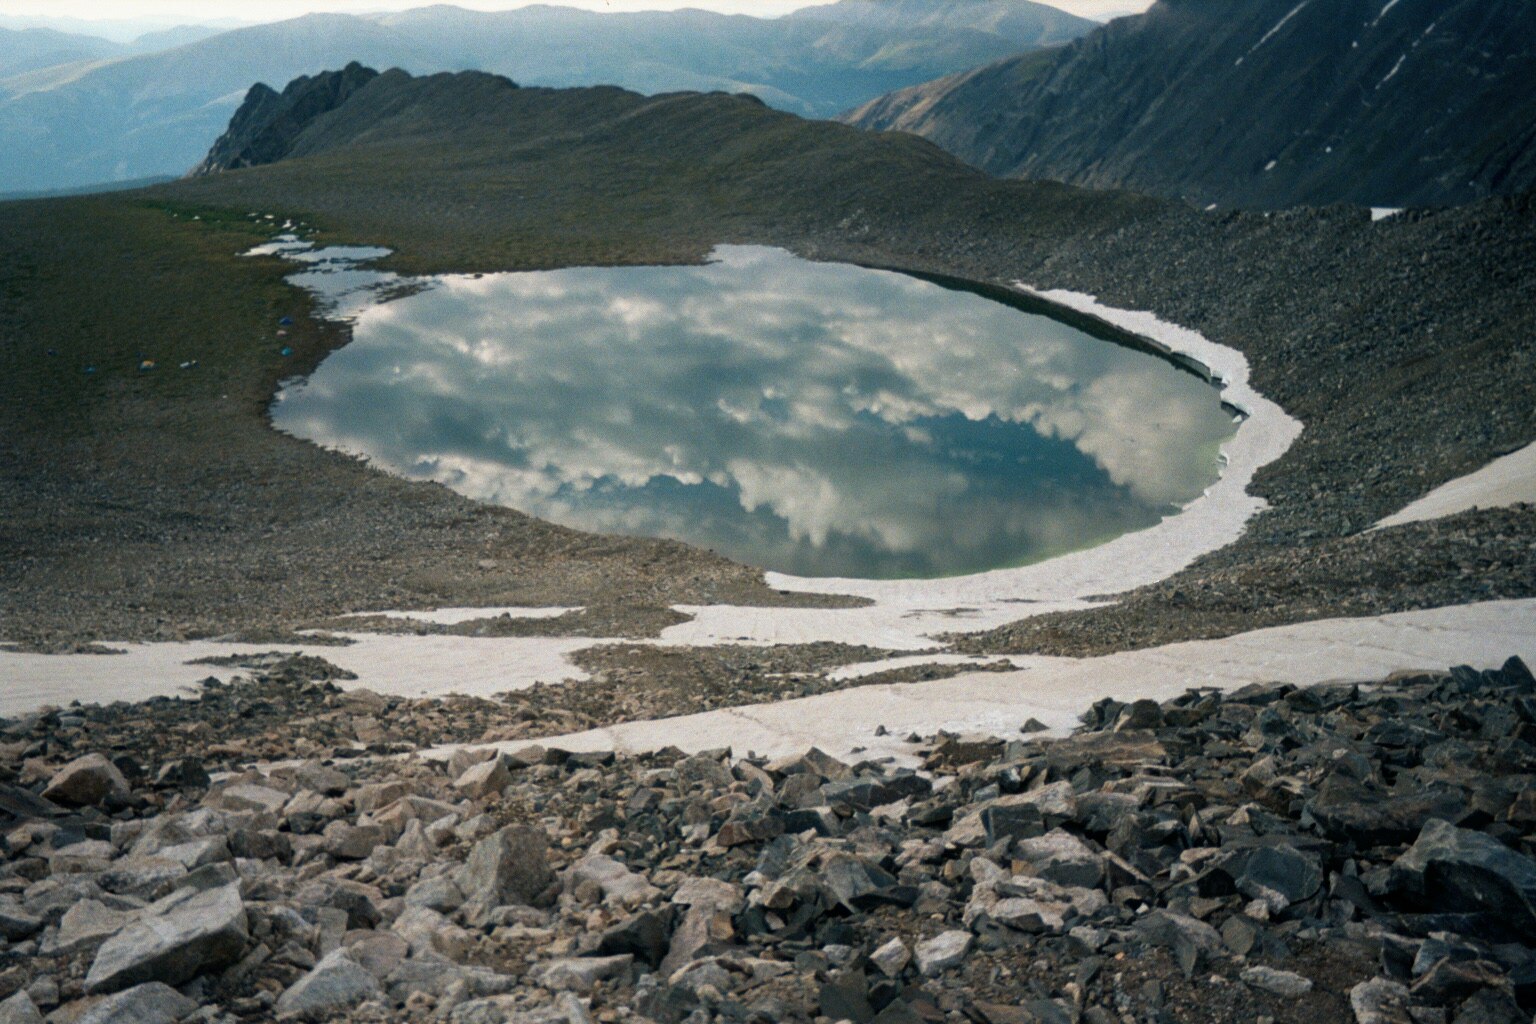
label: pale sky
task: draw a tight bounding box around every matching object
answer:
[0,1,1150,26]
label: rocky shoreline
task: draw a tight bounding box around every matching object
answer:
[6,655,1536,1023]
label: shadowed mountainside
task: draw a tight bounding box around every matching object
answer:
[843,0,1536,209]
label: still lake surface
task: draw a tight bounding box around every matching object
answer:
[271,245,1237,579]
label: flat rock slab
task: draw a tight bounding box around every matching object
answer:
[85,883,247,994]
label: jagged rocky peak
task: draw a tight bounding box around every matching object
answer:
[192,62,383,176]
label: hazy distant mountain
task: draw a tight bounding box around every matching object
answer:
[0,0,1095,194]
[0,14,251,45]
[125,25,233,53]
[843,0,1536,209]
[0,26,118,80]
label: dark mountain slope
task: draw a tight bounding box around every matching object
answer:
[174,67,1159,274]
[0,0,1095,194]
[194,62,381,175]
[843,0,1536,209]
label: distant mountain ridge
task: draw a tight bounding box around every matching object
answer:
[0,26,118,79]
[0,0,1096,194]
[842,0,1536,209]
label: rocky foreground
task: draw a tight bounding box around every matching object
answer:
[5,658,1536,1023]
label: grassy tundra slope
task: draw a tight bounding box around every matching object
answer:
[2,74,1533,651]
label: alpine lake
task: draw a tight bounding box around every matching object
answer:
[259,242,1239,580]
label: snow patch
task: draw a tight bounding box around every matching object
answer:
[1374,444,1536,529]
[1377,53,1407,88]
[1370,0,1403,27]
[0,633,599,716]
[1237,1,1311,65]
[425,601,1536,767]
[1371,207,1404,221]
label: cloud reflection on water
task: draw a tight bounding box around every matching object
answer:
[275,246,1235,578]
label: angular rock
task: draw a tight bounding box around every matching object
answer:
[404,873,465,914]
[1307,775,1464,848]
[820,969,875,1024]
[344,932,408,980]
[1241,966,1314,997]
[0,903,42,942]
[456,825,553,908]
[321,821,385,861]
[0,992,42,1024]
[1014,829,1105,889]
[75,983,196,1024]
[84,883,247,994]
[1392,819,1536,940]
[820,853,904,911]
[1231,845,1323,913]
[1350,978,1412,1024]
[914,930,972,977]
[275,948,383,1019]
[41,754,129,808]
[870,937,911,978]
[454,758,511,799]
[596,908,676,970]
[1133,910,1223,975]
[43,900,135,956]
[529,954,633,994]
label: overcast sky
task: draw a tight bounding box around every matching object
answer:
[1,1,1151,26]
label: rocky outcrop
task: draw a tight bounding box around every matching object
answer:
[191,62,381,176]
[842,0,1536,209]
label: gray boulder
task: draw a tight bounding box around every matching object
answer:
[41,754,129,808]
[1349,978,1412,1024]
[454,757,511,799]
[1392,819,1536,940]
[528,954,634,994]
[42,900,135,956]
[914,930,972,977]
[0,901,42,942]
[1241,965,1314,997]
[76,983,196,1024]
[456,825,553,907]
[275,948,383,1018]
[0,992,42,1024]
[84,882,247,994]
[1014,829,1104,889]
